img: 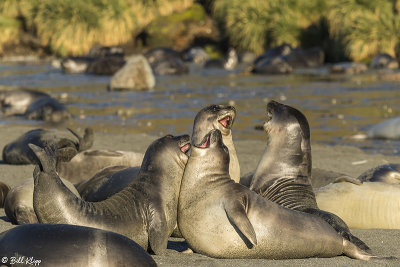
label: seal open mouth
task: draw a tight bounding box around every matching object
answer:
[218,115,232,129]
[197,133,211,148]
[180,142,191,154]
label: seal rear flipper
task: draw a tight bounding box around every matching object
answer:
[342,239,395,260]
[304,208,370,252]
[224,198,257,247]
[147,208,168,255]
[0,181,10,208]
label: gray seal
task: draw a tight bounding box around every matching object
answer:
[0,224,157,267]
[2,127,93,165]
[358,163,400,183]
[4,178,80,225]
[192,104,240,182]
[246,100,369,251]
[30,134,190,254]
[178,129,379,260]
[57,149,144,183]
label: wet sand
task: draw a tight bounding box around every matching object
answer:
[0,125,399,266]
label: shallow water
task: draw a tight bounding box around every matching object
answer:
[0,62,399,156]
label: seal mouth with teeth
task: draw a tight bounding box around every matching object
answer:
[218,115,232,129]
[180,142,191,154]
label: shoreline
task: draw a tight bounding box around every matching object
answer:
[1,125,399,266]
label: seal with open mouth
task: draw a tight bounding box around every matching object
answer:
[248,100,369,251]
[192,104,240,182]
[30,134,190,254]
[178,129,381,260]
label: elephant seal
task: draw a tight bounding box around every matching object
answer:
[2,127,93,165]
[57,149,144,183]
[30,134,190,254]
[315,177,400,229]
[0,89,49,115]
[4,178,80,225]
[0,181,10,208]
[192,104,240,182]
[0,224,157,267]
[315,164,400,229]
[178,129,377,260]
[245,100,368,250]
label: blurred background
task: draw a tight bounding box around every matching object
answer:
[0,0,399,156]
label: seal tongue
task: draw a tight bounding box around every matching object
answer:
[218,116,231,129]
[199,135,210,148]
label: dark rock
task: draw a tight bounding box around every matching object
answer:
[86,56,126,75]
[252,56,292,74]
[183,47,210,64]
[204,48,238,70]
[283,46,324,68]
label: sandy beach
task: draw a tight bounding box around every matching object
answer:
[1,124,400,266]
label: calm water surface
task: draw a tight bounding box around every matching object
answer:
[0,62,399,156]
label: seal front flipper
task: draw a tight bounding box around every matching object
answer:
[147,204,168,255]
[223,196,257,247]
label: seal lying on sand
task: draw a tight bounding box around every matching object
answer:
[57,149,144,183]
[2,127,93,165]
[0,224,157,267]
[244,100,368,250]
[3,178,80,225]
[30,134,190,254]
[178,129,378,260]
[316,164,400,229]
[192,104,240,182]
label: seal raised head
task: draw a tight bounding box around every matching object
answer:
[247,100,369,251]
[192,104,240,182]
[0,224,157,267]
[178,129,379,260]
[30,133,190,254]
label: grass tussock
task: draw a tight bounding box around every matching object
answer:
[327,0,400,61]
[0,0,194,56]
[213,0,327,55]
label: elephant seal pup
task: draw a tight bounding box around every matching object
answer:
[4,178,80,225]
[246,100,369,251]
[0,181,10,208]
[2,127,93,165]
[30,134,190,254]
[0,224,157,267]
[192,104,240,182]
[315,178,400,229]
[57,149,144,183]
[178,129,377,260]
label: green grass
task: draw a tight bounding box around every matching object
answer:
[0,0,194,56]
